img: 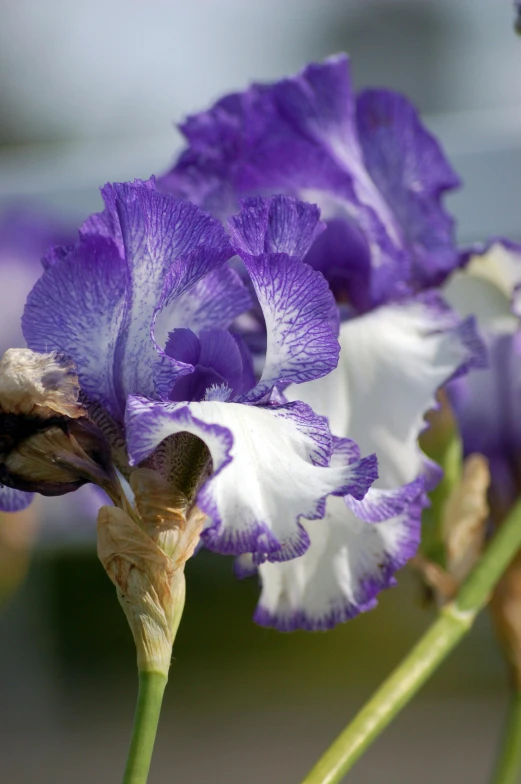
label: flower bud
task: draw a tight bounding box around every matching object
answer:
[98,469,206,674]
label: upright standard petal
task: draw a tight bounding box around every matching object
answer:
[125,396,377,563]
[23,180,235,418]
[228,195,325,259]
[104,181,234,403]
[228,196,339,401]
[22,235,127,420]
[161,55,461,307]
[356,89,461,289]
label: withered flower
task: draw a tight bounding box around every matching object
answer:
[0,348,115,501]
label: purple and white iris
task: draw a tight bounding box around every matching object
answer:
[445,240,521,522]
[160,54,486,629]
[12,181,377,579]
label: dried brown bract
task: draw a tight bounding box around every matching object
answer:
[0,348,116,497]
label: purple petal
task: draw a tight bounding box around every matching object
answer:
[162,55,460,308]
[25,180,235,417]
[167,328,246,402]
[448,331,521,509]
[105,180,233,402]
[304,218,373,313]
[0,485,34,512]
[227,196,340,402]
[356,89,461,290]
[228,195,325,259]
[22,235,128,420]
[165,328,201,365]
[198,329,244,393]
[154,265,252,348]
[169,366,226,403]
[231,333,256,395]
[80,178,156,255]
[240,253,339,402]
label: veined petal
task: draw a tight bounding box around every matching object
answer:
[22,235,127,420]
[25,180,235,416]
[125,396,377,562]
[0,485,34,512]
[286,294,486,489]
[162,55,459,307]
[107,181,233,402]
[254,491,422,631]
[231,250,339,402]
[154,265,252,349]
[225,197,339,402]
[228,195,325,259]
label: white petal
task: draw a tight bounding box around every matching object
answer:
[445,242,521,332]
[255,494,420,630]
[286,295,484,488]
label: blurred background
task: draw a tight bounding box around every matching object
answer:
[0,1,520,782]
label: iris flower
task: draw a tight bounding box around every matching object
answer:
[1,182,379,610]
[159,54,486,629]
[445,240,521,523]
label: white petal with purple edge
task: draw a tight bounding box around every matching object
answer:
[255,492,421,631]
[125,396,377,562]
[286,293,486,489]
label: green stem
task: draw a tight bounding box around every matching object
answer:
[122,671,168,784]
[300,497,521,784]
[490,691,521,784]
